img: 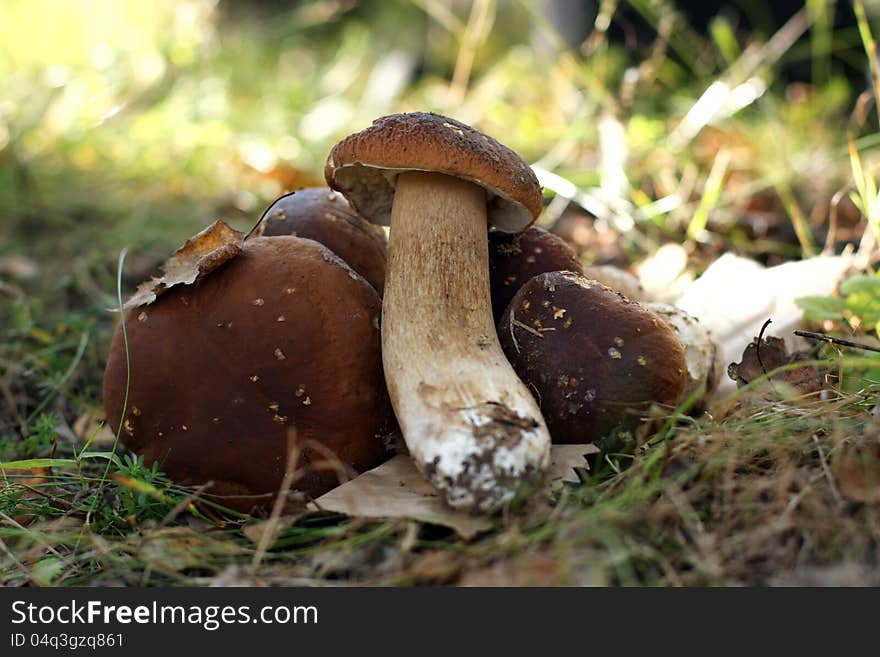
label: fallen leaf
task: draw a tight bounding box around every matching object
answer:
[833,437,880,504]
[673,253,853,396]
[72,410,116,446]
[124,220,244,309]
[0,254,39,280]
[310,446,598,539]
[727,334,824,394]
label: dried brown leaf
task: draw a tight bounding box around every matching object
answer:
[833,438,880,504]
[310,446,598,539]
[124,220,244,309]
[727,335,824,394]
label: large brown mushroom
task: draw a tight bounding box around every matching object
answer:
[259,187,388,295]
[498,271,687,444]
[103,234,394,513]
[326,112,551,511]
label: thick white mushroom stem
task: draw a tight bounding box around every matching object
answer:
[382,171,551,511]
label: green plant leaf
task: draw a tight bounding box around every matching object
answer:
[795,295,847,321]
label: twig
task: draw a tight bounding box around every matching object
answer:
[755,318,773,376]
[794,330,880,354]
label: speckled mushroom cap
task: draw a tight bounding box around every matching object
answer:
[498,271,687,444]
[489,226,584,321]
[259,187,388,295]
[103,236,394,513]
[325,112,543,232]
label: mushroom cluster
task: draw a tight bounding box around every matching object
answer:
[104,111,720,515]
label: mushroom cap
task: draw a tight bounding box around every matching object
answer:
[489,226,584,321]
[325,112,543,231]
[103,236,394,513]
[259,187,388,295]
[498,271,687,444]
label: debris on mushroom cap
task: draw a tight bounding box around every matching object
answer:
[643,302,723,407]
[583,265,649,302]
[258,187,388,295]
[103,235,395,513]
[325,112,543,232]
[498,271,687,444]
[489,226,583,321]
[125,220,244,309]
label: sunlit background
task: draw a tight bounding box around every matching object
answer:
[4,1,878,261]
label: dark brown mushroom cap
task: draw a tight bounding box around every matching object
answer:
[325,112,543,231]
[103,236,394,513]
[489,226,583,322]
[498,271,687,444]
[259,188,388,295]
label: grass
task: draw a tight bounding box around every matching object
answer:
[3,0,880,586]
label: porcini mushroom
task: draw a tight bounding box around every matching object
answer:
[326,112,551,511]
[498,271,687,444]
[103,234,394,513]
[489,226,648,320]
[489,226,584,321]
[259,187,388,295]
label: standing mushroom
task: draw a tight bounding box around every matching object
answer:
[326,112,551,511]
[259,187,388,295]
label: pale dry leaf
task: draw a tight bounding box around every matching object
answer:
[0,254,40,280]
[124,220,245,309]
[311,445,598,539]
[673,253,853,396]
[72,410,116,446]
[832,438,880,504]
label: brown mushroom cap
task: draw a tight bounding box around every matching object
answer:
[489,226,584,321]
[498,271,687,444]
[259,187,388,295]
[325,112,543,231]
[103,236,394,513]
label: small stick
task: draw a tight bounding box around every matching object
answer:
[794,330,880,354]
[756,318,773,376]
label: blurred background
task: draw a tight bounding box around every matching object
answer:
[2,0,880,446]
